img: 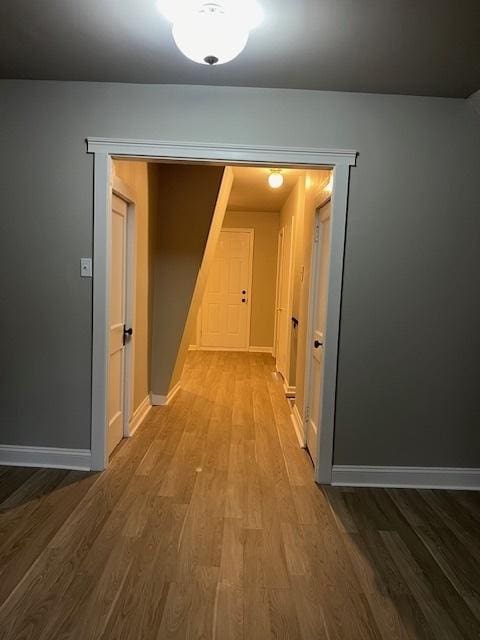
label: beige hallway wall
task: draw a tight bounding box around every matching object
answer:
[112,159,154,415]
[222,210,279,349]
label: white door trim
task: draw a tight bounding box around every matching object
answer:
[87,138,356,167]
[87,138,357,481]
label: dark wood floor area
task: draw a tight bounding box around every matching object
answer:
[0,351,479,639]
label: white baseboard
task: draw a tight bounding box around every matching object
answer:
[128,395,151,436]
[283,381,296,398]
[151,393,167,406]
[332,465,480,491]
[151,381,181,406]
[190,346,249,352]
[188,345,273,354]
[167,382,181,404]
[0,445,91,471]
[248,346,273,354]
[290,404,306,448]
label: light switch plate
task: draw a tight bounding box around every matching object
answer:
[80,258,93,278]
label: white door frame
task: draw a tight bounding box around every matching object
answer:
[303,197,331,452]
[198,227,254,351]
[87,138,357,484]
[110,175,137,440]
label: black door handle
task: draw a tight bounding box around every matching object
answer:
[123,325,133,345]
[314,339,323,348]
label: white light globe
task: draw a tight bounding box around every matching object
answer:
[172,5,250,65]
[268,172,284,189]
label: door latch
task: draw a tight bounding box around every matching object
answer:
[123,325,133,346]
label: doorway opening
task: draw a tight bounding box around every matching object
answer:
[87,139,357,484]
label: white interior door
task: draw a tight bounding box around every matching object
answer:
[200,229,253,349]
[275,220,293,381]
[273,228,284,360]
[108,193,128,455]
[275,227,287,376]
[305,202,331,463]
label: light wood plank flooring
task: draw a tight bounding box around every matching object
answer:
[0,351,479,639]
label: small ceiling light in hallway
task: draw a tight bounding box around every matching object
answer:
[268,169,284,189]
[158,0,263,65]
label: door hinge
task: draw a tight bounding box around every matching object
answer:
[314,225,320,243]
[305,405,310,422]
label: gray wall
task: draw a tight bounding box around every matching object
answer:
[0,80,479,467]
[150,163,223,396]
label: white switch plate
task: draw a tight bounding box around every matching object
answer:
[80,258,93,278]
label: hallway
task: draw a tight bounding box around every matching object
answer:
[0,352,479,639]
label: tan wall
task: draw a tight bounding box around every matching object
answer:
[112,159,154,414]
[150,164,225,396]
[222,210,279,348]
[293,170,332,419]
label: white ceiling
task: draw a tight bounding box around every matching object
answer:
[0,1,479,97]
[229,166,305,212]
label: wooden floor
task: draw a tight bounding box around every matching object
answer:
[0,351,479,639]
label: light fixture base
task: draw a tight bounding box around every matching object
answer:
[204,55,219,65]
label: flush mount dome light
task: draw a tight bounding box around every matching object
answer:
[268,169,284,189]
[158,0,263,65]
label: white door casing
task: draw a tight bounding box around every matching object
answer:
[88,139,356,482]
[200,228,253,349]
[305,201,331,464]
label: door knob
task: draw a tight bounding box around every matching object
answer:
[242,290,247,294]
[242,298,247,303]
[314,339,323,348]
[123,325,133,345]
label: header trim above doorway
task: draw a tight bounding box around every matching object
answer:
[86,138,357,167]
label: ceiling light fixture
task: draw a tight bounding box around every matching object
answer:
[158,0,263,65]
[268,169,284,189]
